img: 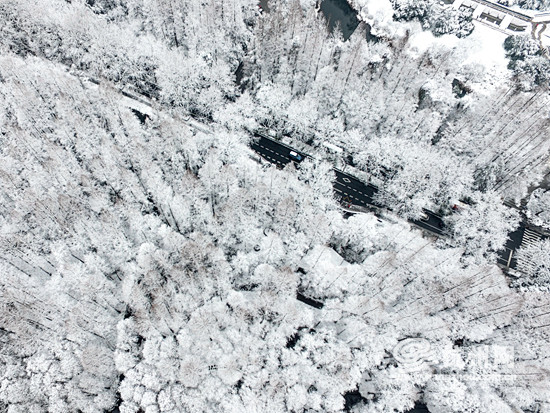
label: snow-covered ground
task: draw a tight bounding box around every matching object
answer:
[406,19,510,94]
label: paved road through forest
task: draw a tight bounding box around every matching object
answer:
[251,132,523,270]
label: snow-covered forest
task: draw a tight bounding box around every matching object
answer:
[0,0,549,412]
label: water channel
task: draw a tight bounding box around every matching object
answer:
[259,0,361,40]
[319,0,360,40]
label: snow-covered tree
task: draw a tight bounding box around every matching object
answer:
[446,191,520,260]
[526,188,550,230]
[391,0,474,38]
[514,239,550,289]
[504,34,550,89]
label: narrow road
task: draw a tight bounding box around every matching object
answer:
[411,210,446,236]
[250,133,293,168]
[333,169,379,208]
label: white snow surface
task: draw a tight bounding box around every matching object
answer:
[300,245,350,273]
[406,20,511,94]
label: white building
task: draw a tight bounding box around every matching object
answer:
[452,0,550,48]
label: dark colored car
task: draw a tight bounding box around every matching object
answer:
[289,150,303,162]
